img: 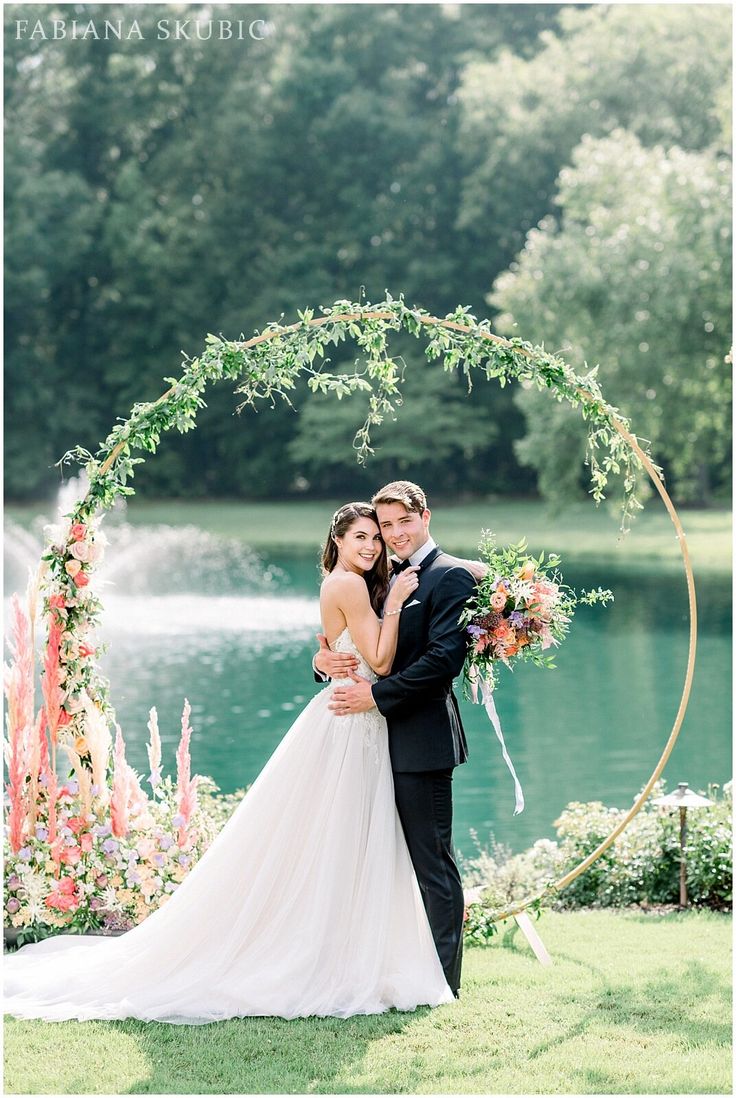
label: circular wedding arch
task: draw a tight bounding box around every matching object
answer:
[49,295,697,925]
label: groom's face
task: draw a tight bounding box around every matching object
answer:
[375,502,431,560]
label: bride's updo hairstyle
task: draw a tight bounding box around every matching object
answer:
[322,502,389,615]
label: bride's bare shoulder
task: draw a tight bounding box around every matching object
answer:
[320,571,368,600]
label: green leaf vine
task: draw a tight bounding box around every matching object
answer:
[57,292,657,534]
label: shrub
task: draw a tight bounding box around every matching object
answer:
[462,779,732,940]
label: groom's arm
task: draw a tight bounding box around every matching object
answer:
[371,567,474,718]
[313,634,359,682]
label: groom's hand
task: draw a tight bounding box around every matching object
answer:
[314,633,359,678]
[329,670,375,715]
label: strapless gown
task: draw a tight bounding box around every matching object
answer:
[3,629,453,1023]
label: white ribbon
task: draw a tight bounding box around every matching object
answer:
[471,669,525,816]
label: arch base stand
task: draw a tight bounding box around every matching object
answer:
[514,912,553,966]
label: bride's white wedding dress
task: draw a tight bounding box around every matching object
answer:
[3,629,453,1024]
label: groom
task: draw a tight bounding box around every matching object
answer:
[314,480,475,997]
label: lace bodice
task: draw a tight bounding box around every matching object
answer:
[330,627,379,686]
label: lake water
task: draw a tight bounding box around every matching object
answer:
[4,517,731,859]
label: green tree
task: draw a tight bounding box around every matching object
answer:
[456,4,732,286]
[489,130,732,504]
[4,2,562,501]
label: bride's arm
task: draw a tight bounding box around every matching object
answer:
[328,570,418,676]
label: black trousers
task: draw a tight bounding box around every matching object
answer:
[392,768,464,996]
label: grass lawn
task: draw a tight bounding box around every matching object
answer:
[4,909,731,1095]
[8,498,730,575]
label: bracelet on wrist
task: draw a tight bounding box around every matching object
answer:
[384,607,402,617]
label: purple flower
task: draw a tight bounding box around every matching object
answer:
[509,611,525,628]
[127,871,141,884]
[153,854,165,867]
[126,850,139,862]
[95,823,112,838]
[64,780,79,795]
[91,783,100,796]
[6,898,20,914]
[102,838,119,854]
[35,825,49,840]
[178,854,190,866]
[89,896,104,910]
[171,814,185,828]
[95,874,108,887]
[6,875,20,891]
[39,772,49,787]
[18,847,32,862]
[467,625,485,638]
[158,836,173,850]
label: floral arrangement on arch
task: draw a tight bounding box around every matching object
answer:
[3,516,230,946]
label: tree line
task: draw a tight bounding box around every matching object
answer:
[4,3,731,504]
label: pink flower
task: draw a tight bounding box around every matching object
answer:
[74,571,90,588]
[78,643,96,658]
[69,541,90,562]
[70,523,87,541]
[45,891,78,912]
[80,832,94,852]
[48,594,66,610]
[64,559,82,578]
[59,845,81,865]
[491,592,507,610]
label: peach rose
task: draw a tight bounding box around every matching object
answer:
[74,735,89,754]
[80,832,94,852]
[78,643,96,658]
[70,523,87,541]
[519,561,536,582]
[59,846,81,866]
[74,571,90,588]
[491,591,507,610]
[49,594,66,609]
[64,559,82,578]
[86,542,103,564]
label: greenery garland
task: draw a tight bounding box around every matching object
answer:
[59,293,655,529]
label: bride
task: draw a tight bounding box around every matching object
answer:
[3,502,455,1024]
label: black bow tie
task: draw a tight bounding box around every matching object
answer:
[391,558,414,576]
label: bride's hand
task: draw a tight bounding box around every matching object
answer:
[385,566,420,614]
[460,558,489,582]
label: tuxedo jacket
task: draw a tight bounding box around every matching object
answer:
[371,547,475,773]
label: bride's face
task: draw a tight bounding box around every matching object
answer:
[335,518,384,574]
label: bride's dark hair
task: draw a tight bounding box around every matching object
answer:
[321,502,389,615]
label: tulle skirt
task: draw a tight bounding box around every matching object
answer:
[3,687,453,1023]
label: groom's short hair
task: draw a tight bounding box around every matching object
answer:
[372,480,427,514]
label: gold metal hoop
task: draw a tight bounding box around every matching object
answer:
[90,310,697,919]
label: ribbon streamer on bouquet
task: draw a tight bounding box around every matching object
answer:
[470,668,525,816]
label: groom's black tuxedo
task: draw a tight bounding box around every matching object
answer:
[372,546,474,773]
[373,545,475,998]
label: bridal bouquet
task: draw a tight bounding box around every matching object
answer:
[460,532,613,816]
[461,532,613,691]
